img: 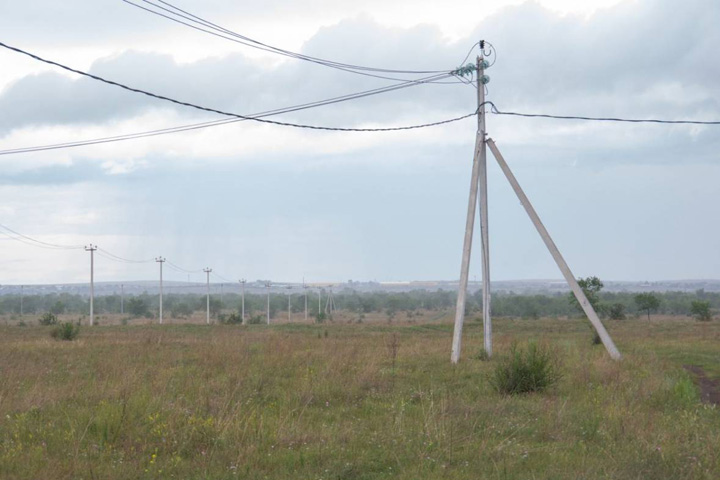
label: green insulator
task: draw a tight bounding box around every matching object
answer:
[481,59,490,69]
[480,75,490,85]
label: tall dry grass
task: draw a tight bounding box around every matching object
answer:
[0,317,719,479]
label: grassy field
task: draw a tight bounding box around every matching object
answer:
[1,314,719,479]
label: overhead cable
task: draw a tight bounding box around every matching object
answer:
[0,41,477,133]
[123,0,454,83]
[0,70,458,155]
[485,102,720,126]
[0,224,84,250]
[97,248,155,264]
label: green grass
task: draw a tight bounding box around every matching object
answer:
[1,316,719,479]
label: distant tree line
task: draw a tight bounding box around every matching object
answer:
[0,288,717,319]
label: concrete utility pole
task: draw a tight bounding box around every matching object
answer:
[120,284,124,315]
[303,281,308,322]
[265,282,271,325]
[156,257,165,324]
[318,289,321,321]
[287,286,292,322]
[448,42,620,362]
[85,244,97,326]
[478,55,492,358]
[239,279,246,325]
[20,285,23,316]
[323,286,336,316]
[487,139,621,360]
[203,267,212,324]
[452,50,492,363]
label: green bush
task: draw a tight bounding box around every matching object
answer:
[475,349,490,361]
[491,342,561,395]
[690,300,712,321]
[38,312,58,326]
[247,314,263,325]
[607,303,626,320]
[220,312,243,325]
[51,322,80,341]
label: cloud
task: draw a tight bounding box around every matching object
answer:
[2,0,719,283]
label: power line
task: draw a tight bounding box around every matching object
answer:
[486,102,720,126]
[211,271,233,283]
[0,41,476,133]
[0,224,84,250]
[97,248,155,264]
[0,70,459,156]
[165,260,204,274]
[124,0,458,83]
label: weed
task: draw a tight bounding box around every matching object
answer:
[608,303,627,320]
[475,348,490,361]
[491,341,561,395]
[38,312,58,326]
[50,322,80,341]
[220,312,243,325]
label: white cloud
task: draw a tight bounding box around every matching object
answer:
[1,0,719,284]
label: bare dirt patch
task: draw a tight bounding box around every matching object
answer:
[684,365,720,405]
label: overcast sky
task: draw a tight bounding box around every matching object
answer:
[0,0,718,285]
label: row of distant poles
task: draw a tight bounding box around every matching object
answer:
[82,245,336,326]
[449,47,621,362]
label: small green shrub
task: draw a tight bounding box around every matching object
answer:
[671,375,699,409]
[39,312,58,326]
[690,300,712,321]
[475,349,490,361]
[491,342,561,395]
[51,322,80,341]
[607,303,626,320]
[221,312,243,325]
[247,315,263,325]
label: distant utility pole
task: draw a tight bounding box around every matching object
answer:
[85,244,97,326]
[318,289,321,322]
[156,257,165,324]
[287,286,292,322]
[120,284,124,315]
[239,279,246,325]
[325,286,335,315]
[20,285,23,316]
[265,281,271,325]
[303,280,308,322]
[203,267,212,325]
